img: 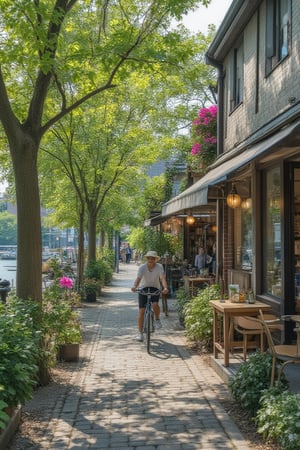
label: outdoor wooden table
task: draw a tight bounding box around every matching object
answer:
[209,299,271,367]
[184,276,214,297]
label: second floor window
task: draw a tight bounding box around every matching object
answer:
[266,0,291,74]
[230,40,243,111]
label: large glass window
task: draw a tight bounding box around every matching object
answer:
[266,0,290,74]
[241,205,253,270]
[262,167,281,296]
[234,188,253,270]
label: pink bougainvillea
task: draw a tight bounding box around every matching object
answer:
[189,105,217,171]
[191,143,202,155]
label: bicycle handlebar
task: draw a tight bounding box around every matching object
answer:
[136,287,162,296]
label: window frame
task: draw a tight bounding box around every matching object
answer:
[229,38,244,111]
[261,166,282,297]
[266,0,291,75]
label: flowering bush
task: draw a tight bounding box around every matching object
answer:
[189,105,217,171]
[60,276,74,289]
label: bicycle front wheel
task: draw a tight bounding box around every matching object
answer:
[146,309,151,353]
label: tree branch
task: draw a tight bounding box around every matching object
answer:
[0,67,21,146]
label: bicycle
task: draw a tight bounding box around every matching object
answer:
[137,287,161,353]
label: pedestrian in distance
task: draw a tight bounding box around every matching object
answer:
[131,250,168,341]
[125,244,132,264]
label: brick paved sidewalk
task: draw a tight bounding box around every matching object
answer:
[8,262,251,449]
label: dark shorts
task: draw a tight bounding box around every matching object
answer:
[138,287,160,308]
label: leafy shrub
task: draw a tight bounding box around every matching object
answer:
[174,287,190,325]
[0,396,9,431]
[84,260,100,279]
[97,259,113,284]
[183,284,220,349]
[85,258,113,285]
[256,389,300,449]
[229,351,287,416]
[42,288,82,349]
[101,248,115,269]
[0,297,40,407]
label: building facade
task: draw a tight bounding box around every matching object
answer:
[161,0,300,343]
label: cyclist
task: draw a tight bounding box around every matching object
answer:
[131,250,168,341]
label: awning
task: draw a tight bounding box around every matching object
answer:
[162,119,300,217]
[144,215,164,227]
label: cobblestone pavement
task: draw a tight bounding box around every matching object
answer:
[9,263,252,449]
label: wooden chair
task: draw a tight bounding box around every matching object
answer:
[233,316,264,360]
[245,311,300,387]
[233,314,283,361]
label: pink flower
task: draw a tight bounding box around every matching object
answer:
[191,143,201,155]
[60,277,74,289]
[190,104,218,166]
[208,105,217,116]
[204,136,217,144]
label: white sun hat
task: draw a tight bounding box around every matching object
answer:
[145,251,160,261]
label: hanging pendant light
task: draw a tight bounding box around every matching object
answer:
[186,212,195,225]
[241,198,252,209]
[227,183,241,208]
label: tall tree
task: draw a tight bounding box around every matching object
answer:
[0,0,211,301]
[41,88,160,259]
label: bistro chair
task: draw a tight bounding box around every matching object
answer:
[233,316,264,360]
[232,313,283,361]
[245,311,300,387]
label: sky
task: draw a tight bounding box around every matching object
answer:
[181,0,233,33]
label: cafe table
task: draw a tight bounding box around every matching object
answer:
[184,276,214,297]
[209,299,271,367]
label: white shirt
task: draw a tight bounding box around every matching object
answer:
[137,263,165,289]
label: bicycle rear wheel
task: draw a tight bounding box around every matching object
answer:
[146,309,151,353]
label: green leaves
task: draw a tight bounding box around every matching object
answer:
[0,398,9,431]
[229,351,287,416]
[256,389,300,449]
[0,297,40,406]
[183,284,220,347]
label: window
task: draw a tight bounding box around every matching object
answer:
[233,182,253,270]
[266,0,291,74]
[230,40,243,111]
[262,167,281,296]
[241,206,253,270]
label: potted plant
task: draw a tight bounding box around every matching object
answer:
[83,278,100,302]
[57,314,82,362]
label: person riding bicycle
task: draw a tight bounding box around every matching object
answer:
[131,250,168,341]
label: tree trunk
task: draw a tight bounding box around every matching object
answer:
[87,210,97,263]
[76,211,85,290]
[10,134,42,302]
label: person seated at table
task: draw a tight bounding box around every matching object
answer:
[194,247,206,274]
